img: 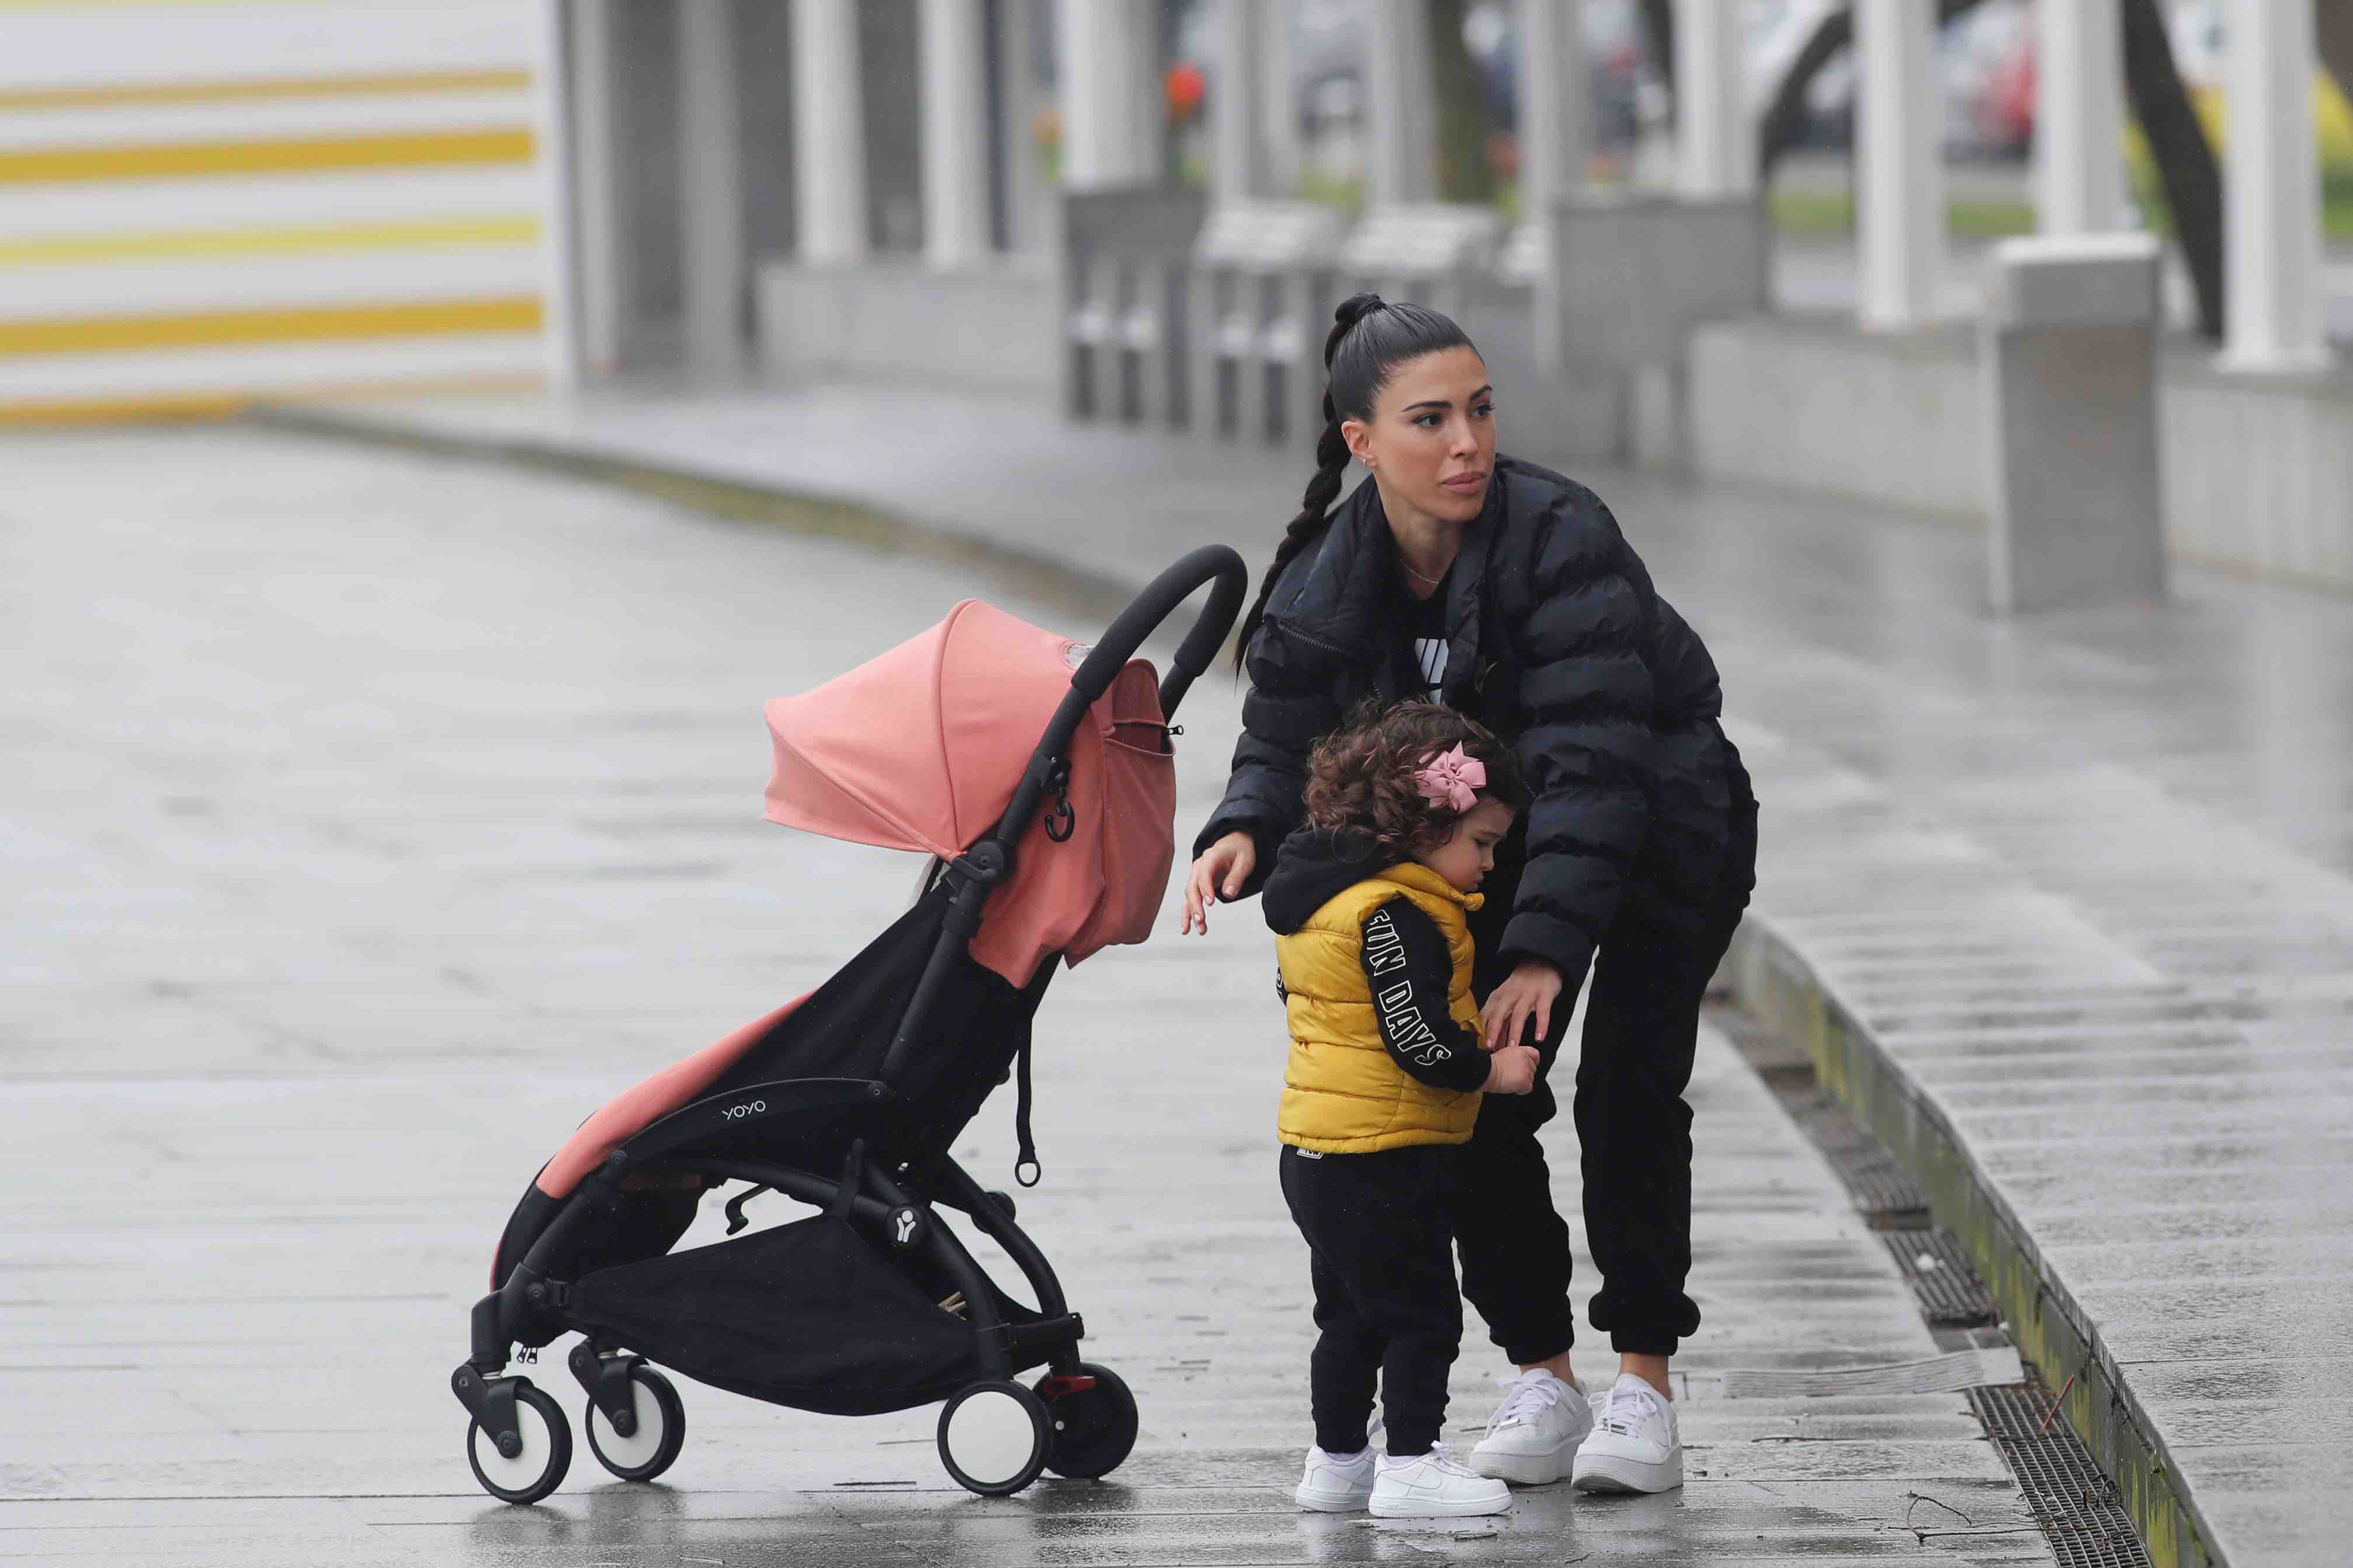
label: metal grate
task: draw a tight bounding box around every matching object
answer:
[1970,1382,2154,1568]
[1790,1089,1932,1223]
[1883,1229,2000,1327]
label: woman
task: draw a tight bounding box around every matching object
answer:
[1181,294,1757,1495]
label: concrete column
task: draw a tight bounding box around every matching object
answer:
[678,0,745,373]
[561,0,624,379]
[792,0,867,264]
[2220,0,2333,372]
[994,0,1042,252]
[1210,0,1268,200]
[1854,0,1942,331]
[1521,0,1591,212]
[2035,0,2126,233]
[1257,0,1300,197]
[1057,0,1155,188]
[1521,0,1590,378]
[1365,0,1435,204]
[1673,0,1751,199]
[919,0,992,266]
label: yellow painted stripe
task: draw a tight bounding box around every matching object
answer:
[0,215,540,267]
[0,368,546,427]
[0,295,542,359]
[0,69,532,111]
[0,127,533,185]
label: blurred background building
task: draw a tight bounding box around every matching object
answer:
[4,1,2349,585]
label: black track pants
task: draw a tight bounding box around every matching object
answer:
[1279,1143,1462,1456]
[1454,778,1757,1362]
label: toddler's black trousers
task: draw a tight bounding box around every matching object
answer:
[1279,1142,1460,1457]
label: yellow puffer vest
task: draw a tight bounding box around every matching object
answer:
[1276,863,1485,1153]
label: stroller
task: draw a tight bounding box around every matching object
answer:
[452,546,1245,1505]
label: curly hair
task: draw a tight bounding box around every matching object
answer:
[1303,700,1525,858]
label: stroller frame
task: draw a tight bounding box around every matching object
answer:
[452,545,1245,1503]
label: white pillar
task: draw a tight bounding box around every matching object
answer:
[1056,0,1156,188]
[995,0,1041,252]
[1365,0,1435,204]
[919,0,992,266]
[1210,0,1267,200]
[678,0,744,373]
[1520,0,1590,378]
[1673,0,1751,199]
[554,0,615,383]
[2035,0,2126,233]
[1521,1,1591,213]
[1257,0,1300,197]
[1854,0,1942,331]
[2220,0,2333,372]
[792,0,867,264]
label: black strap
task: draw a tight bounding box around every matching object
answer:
[1014,1036,1042,1187]
[829,1138,865,1219]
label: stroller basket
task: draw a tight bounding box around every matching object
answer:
[568,1214,1046,1418]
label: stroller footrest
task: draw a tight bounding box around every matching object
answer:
[1004,1312,1084,1362]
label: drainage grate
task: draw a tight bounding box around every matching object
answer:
[1789,1089,1932,1224]
[1883,1229,2000,1327]
[1970,1382,2154,1568]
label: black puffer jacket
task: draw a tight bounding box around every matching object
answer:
[1197,456,1751,985]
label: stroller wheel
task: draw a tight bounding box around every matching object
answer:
[466,1381,571,1505]
[1038,1362,1140,1479]
[936,1381,1051,1496]
[585,1364,686,1483]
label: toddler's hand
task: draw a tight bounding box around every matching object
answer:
[1483,1044,1540,1096]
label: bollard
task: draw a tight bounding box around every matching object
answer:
[1544,192,1768,467]
[1189,202,1347,447]
[1979,234,2166,614]
[1061,187,1206,431]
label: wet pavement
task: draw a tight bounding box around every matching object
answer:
[269,381,2353,1564]
[2,429,2049,1564]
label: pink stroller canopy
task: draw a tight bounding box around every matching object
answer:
[763,600,1176,987]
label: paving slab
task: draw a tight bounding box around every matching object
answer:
[263,381,2353,1564]
[2,429,2043,1564]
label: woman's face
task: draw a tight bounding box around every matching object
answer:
[1341,346,1495,526]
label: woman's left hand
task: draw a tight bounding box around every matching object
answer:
[1481,959,1564,1054]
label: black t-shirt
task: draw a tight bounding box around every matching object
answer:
[1393,565,1453,705]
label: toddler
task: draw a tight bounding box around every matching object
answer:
[1258,702,1536,1517]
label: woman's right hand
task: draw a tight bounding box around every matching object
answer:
[1180,831,1258,934]
[1482,1044,1540,1095]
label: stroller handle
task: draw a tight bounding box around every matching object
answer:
[1066,543,1247,721]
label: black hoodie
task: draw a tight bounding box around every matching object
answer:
[1262,826,1489,1094]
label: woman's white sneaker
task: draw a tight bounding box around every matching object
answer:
[1369,1444,1512,1517]
[1571,1373,1683,1494]
[1469,1369,1593,1485]
[1295,1444,1376,1511]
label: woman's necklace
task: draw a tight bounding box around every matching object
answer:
[1398,555,1450,590]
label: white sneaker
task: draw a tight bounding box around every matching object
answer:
[1571,1373,1683,1494]
[1369,1443,1512,1517]
[1469,1369,1594,1485]
[1295,1444,1375,1512]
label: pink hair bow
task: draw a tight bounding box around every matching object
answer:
[1414,745,1486,812]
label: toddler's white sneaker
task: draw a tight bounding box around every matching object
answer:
[1294,1444,1376,1512]
[1571,1373,1682,1494]
[1368,1443,1512,1517]
[1469,1368,1593,1485]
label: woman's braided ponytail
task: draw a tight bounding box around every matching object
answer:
[1231,291,1476,669]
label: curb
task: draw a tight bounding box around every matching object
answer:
[244,404,1146,627]
[1721,915,2221,1568]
